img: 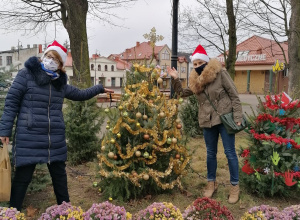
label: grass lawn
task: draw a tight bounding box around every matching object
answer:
[1,131,299,219]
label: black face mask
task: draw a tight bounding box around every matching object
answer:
[195,63,207,75]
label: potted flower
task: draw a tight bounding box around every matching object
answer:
[182,197,234,220]
[83,201,131,220]
[38,201,84,220]
[135,202,183,220]
[241,205,282,220]
[0,207,26,220]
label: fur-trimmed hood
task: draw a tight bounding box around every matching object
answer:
[25,56,67,90]
[189,58,222,94]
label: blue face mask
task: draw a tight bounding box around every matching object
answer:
[195,63,207,75]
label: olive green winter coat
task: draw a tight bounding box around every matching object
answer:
[172,58,243,128]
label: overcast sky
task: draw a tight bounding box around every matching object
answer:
[0,0,198,57]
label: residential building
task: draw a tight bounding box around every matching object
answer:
[217,35,288,94]
[89,54,126,88]
[0,44,43,76]
[108,41,189,89]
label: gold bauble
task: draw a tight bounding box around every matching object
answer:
[157,78,163,84]
[167,138,172,144]
[136,112,142,118]
[143,115,148,120]
[117,133,121,138]
[108,152,114,158]
[110,138,115,144]
[148,155,153,159]
[101,145,106,151]
[136,122,141,128]
[107,120,110,124]
[142,94,146,98]
[118,106,123,110]
[172,138,177,144]
[178,98,184,104]
[159,112,165,117]
[143,174,150,180]
[157,96,161,99]
[104,108,110,113]
[106,125,110,130]
[135,151,141,157]
[175,118,181,123]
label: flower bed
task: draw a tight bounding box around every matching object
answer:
[182,197,234,220]
[241,204,300,219]
[83,201,131,220]
[134,202,183,220]
[0,207,26,220]
[38,202,84,220]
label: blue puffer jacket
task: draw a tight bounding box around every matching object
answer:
[0,57,104,167]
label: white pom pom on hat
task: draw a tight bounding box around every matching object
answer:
[190,44,209,63]
[43,40,67,66]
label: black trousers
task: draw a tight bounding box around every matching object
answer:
[10,161,70,211]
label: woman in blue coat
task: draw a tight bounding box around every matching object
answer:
[0,40,114,210]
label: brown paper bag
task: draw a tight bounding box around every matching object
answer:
[0,143,11,201]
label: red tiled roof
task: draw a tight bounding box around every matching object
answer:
[217,35,288,65]
[115,41,165,61]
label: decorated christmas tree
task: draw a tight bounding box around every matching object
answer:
[98,28,189,201]
[240,92,300,196]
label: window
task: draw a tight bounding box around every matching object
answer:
[6,56,12,66]
[98,65,101,71]
[180,67,186,73]
[161,50,170,60]
[105,65,108,71]
[120,77,123,87]
[283,67,288,77]
[111,77,115,87]
[111,65,114,71]
[0,56,2,66]
[91,64,94,70]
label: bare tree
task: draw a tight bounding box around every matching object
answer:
[0,0,137,85]
[288,0,300,96]
[179,0,248,78]
[240,0,300,96]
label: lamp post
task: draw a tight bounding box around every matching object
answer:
[171,0,179,98]
[17,39,22,71]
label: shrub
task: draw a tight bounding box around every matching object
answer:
[179,95,202,137]
[182,197,234,220]
[38,202,83,220]
[135,202,183,220]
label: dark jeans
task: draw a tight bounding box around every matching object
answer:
[10,161,70,211]
[203,123,239,185]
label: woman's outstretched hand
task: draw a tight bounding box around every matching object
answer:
[0,136,9,145]
[167,66,179,79]
[104,88,114,93]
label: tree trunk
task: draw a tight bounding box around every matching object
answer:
[61,0,91,87]
[288,0,300,97]
[226,0,237,79]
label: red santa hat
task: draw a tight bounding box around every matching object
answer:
[43,40,67,66]
[190,44,209,63]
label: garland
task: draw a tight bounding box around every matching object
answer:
[250,129,300,149]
